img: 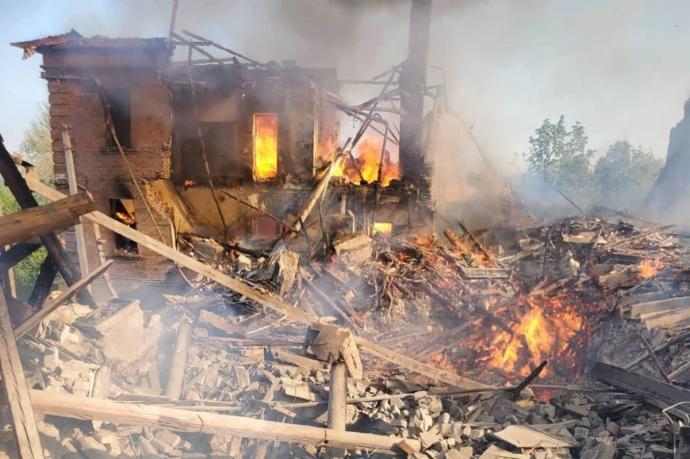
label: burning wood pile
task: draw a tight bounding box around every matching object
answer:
[4,212,689,458]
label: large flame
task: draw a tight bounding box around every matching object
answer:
[486,295,585,377]
[253,114,278,181]
[318,135,400,187]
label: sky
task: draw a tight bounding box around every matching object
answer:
[2,0,690,175]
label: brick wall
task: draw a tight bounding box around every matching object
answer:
[45,54,175,287]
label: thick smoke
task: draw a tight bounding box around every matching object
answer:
[7,0,690,226]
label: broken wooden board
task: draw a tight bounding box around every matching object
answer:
[27,177,486,390]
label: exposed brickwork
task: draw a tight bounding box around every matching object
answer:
[44,51,175,285]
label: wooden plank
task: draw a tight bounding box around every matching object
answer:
[14,260,114,339]
[630,296,690,318]
[0,192,94,246]
[0,292,44,458]
[62,126,90,280]
[26,177,487,390]
[29,389,418,452]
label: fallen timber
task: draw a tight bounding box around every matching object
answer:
[591,362,690,421]
[0,192,94,246]
[25,174,486,390]
[29,389,420,452]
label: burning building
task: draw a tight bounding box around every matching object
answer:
[10,1,440,287]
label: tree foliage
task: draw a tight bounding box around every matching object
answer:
[525,116,594,195]
[19,103,53,181]
[592,141,662,208]
[522,116,663,211]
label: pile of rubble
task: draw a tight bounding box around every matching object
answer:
[3,214,690,458]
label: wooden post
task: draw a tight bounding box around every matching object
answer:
[327,361,347,458]
[61,127,90,283]
[165,321,191,400]
[0,292,44,458]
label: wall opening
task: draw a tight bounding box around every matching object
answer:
[252,113,278,181]
[104,88,132,149]
[109,198,139,255]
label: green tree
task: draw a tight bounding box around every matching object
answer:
[525,116,594,196]
[593,141,662,208]
[19,103,53,181]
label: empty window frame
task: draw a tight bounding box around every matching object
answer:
[252,113,278,181]
[104,88,132,149]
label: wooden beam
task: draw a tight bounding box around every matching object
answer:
[0,192,94,246]
[15,260,114,339]
[0,244,41,272]
[29,389,415,452]
[25,177,487,390]
[0,137,91,305]
[27,257,57,309]
[0,293,44,458]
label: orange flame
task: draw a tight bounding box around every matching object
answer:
[115,211,135,225]
[253,114,278,181]
[320,135,400,187]
[639,259,663,279]
[486,295,585,377]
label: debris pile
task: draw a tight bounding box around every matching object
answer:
[3,213,689,458]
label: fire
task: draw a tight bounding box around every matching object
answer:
[485,295,585,377]
[253,113,278,181]
[639,259,663,279]
[373,222,393,235]
[321,135,400,187]
[115,211,135,225]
